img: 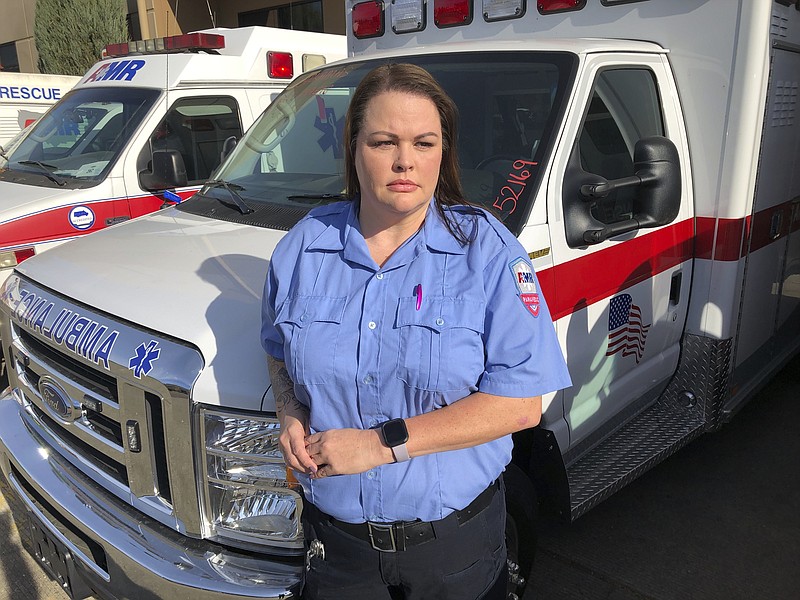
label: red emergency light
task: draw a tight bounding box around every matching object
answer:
[352,1,385,39]
[538,0,586,14]
[268,51,294,79]
[434,0,473,28]
[103,33,225,58]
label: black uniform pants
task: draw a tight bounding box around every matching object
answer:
[301,480,508,600]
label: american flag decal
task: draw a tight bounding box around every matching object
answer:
[606,294,650,363]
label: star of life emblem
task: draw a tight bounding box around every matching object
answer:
[509,257,540,317]
[128,340,161,378]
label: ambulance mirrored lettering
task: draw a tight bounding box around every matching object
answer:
[12,291,119,369]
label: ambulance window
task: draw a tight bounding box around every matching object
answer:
[2,87,158,188]
[577,68,664,225]
[140,96,243,184]
[188,52,576,235]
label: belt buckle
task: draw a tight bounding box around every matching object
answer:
[368,523,397,552]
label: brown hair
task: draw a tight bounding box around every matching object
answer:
[343,63,475,243]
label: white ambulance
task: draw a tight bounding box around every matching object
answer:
[0,1,798,598]
[0,71,80,146]
[0,26,345,280]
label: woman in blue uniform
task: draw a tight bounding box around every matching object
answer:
[262,63,571,600]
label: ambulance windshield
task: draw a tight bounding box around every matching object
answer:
[0,87,159,189]
[185,52,575,235]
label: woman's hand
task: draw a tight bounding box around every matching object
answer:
[266,355,318,476]
[305,428,392,478]
[279,407,318,476]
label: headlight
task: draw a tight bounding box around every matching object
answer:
[198,405,303,554]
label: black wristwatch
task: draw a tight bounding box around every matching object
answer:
[380,418,410,463]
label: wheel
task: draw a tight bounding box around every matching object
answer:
[504,464,538,600]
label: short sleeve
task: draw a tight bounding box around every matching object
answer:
[261,261,285,360]
[478,239,571,398]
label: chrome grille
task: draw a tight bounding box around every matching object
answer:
[1,274,204,534]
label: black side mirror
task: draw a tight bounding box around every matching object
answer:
[563,136,681,247]
[139,149,188,191]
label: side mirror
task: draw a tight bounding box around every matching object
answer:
[139,149,188,191]
[563,136,681,247]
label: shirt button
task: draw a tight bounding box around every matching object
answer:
[368,321,377,330]
[376,273,384,280]
[369,419,378,428]
[436,317,445,326]
[300,314,308,322]
[363,375,373,384]
[369,515,378,522]
[367,471,375,480]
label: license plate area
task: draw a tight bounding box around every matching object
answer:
[29,517,93,600]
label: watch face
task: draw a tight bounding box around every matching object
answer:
[382,419,409,446]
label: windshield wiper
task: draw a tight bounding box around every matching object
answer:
[18,160,66,186]
[204,179,254,215]
[286,193,347,203]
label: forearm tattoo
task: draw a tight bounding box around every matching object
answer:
[266,356,308,419]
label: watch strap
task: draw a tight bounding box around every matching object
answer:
[391,442,410,463]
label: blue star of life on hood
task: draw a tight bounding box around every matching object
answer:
[128,340,161,378]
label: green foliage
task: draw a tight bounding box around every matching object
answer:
[35,0,128,75]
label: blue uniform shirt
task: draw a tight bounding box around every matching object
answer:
[262,200,571,523]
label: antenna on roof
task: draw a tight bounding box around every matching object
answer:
[205,0,216,28]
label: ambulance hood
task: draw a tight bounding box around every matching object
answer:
[17,208,286,410]
[0,180,82,227]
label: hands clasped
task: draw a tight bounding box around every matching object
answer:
[279,418,390,479]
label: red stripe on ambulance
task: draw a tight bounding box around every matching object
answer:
[542,219,694,321]
[0,190,196,251]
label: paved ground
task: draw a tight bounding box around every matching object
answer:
[1,355,798,599]
[528,354,800,600]
[0,483,68,599]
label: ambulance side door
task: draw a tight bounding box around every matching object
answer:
[127,92,247,217]
[547,54,694,452]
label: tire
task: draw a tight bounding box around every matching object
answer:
[504,464,538,599]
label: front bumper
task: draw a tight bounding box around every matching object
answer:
[0,390,303,600]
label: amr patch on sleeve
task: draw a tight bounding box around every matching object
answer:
[509,257,540,317]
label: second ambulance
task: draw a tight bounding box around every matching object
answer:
[0,71,80,146]
[0,26,345,280]
[0,1,798,599]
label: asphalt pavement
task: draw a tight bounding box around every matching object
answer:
[528,354,800,600]
[1,355,798,599]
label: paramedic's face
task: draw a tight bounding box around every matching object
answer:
[355,91,442,230]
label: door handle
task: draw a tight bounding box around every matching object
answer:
[670,271,682,306]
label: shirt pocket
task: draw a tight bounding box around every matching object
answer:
[395,297,485,392]
[274,295,346,386]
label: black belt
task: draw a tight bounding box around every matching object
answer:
[326,479,499,552]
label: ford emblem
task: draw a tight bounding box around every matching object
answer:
[38,377,76,422]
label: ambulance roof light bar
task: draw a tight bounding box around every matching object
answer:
[104,32,225,58]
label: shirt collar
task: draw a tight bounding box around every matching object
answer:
[421,202,468,256]
[305,203,353,253]
[305,198,467,264]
